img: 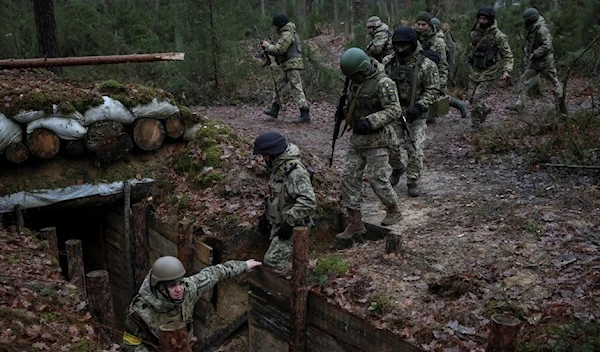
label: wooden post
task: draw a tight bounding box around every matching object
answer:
[86,270,116,343]
[385,232,402,254]
[290,226,309,352]
[65,239,86,297]
[177,218,194,273]
[124,181,135,299]
[39,227,59,260]
[14,206,24,231]
[159,322,191,352]
[132,202,149,291]
[487,314,521,352]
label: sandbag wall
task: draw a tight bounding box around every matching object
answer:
[0,96,185,164]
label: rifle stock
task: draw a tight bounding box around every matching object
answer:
[330,77,351,167]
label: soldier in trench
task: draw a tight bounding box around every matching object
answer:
[121,256,261,351]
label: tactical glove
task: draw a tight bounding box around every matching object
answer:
[353,119,373,135]
[257,213,272,236]
[406,105,423,123]
[276,222,294,241]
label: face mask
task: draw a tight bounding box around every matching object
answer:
[394,43,413,59]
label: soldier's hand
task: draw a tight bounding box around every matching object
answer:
[406,105,422,123]
[502,72,511,81]
[275,222,294,240]
[353,119,373,135]
[262,40,271,49]
[246,259,263,270]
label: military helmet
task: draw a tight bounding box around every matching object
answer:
[523,8,540,22]
[150,256,186,287]
[253,131,287,156]
[477,6,496,21]
[272,13,289,27]
[431,17,442,29]
[392,26,417,45]
[340,47,371,76]
[366,16,382,28]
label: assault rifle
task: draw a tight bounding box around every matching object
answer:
[253,25,272,67]
[329,76,351,167]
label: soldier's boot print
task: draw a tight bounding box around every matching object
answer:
[335,209,367,239]
[381,203,402,226]
[450,97,468,119]
[294,107,310,123]
[407,182,421,197]
[389,167,405,187]
[263,102,281,118]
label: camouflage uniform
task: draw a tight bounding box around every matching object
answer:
[417,28,449,89]
[341,59,401,211]
[263,21,308,109]
[516,16,562,107]
[366,23,394,65]
[385,43,440,187]
[264,143,316,273]
[467,21,514,128]
[121,261,248,351]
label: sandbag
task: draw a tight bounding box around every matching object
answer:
[27,117,88,140]
[83,96,134,126]
[0,113,23,153]
[12,110,46,124]
[131,98,179,120]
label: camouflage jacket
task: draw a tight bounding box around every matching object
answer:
[264,22,304,71]
[266,143,316,235]
[385,43,440,115]
[346,59,402,149]
[366,23,394,65]
[525,16,555,69]
[418,27,449,88]
[121,261,248,351]
[468,22,514,82]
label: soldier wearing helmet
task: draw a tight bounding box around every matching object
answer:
[467,6,514,130]
[262,14,310,123]
[385,26,439,196]
[508,8,563,114]
[336,47,403,241]
[365,16,394,65]
[122,256,261,350]
[252,131,316,273]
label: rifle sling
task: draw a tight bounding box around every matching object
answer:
[409,55,423,109]
[345,82,365,126]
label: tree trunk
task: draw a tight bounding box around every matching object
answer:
[86,270,117,344]
[27,128,60,159]
[65,139,86,156]
[290,226,309,352]
[40,227,59,265]
[487,314,521,352]
[5,142,29,163]
[165,113,185,139]
[85,121,133,163]
[133,118,166,151]
[0,53,185,69]
[65,239,86,297]
[208,0,220,89]
[32,0,61,75]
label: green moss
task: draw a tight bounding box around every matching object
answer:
[204,145,222,168]
[310,255,349,285]
[99,79,127,93]
[192,170,224,189]
[368,293,397,314]
[483,300,524,319]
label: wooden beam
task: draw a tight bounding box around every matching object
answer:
[65,239,86,297]
[39,227,59,261]
[131,202,149,291]
[123,181,135,299]
[290,226,309,352]
[198,313,248,351]
[177,218,193,273]
[0,52,185,69]
[193,238,213,265]
[86,270,116,344]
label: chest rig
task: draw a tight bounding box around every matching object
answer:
[347,70,387,125]
[469,29,500,69]
[388,55,423,106]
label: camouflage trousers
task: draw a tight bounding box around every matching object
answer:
[517,63,563,104]
[341,146,398,211]
[272,69,308,109]
[389,118,427,185]
[467,79,498,128]
[264,235,292,274]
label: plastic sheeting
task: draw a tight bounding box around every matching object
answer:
[0,178,154,214]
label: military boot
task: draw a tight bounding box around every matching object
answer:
[426,110,436,124]
[389,167,405,187]
[294,107,310,123]
[263,102,281,118]
[381,203,402,226]
[407,182,420,197]
[450,97,468,119]
[335,209,367,239]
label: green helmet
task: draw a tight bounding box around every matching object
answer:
[340,47,371,76]
[523,8,539,22]
[150,256,186,287]
[366,16,382,28]
[431,17,441,29]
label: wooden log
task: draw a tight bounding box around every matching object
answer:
[165,113,185,139]
[86,270,117,343]
[65,239,86,297]
[132,202,149,291]
[5,142,29,163]
[124,181,135,299]
[14,206,24,231]
[159,322,191,352]
[487,314,521,352]
[177,218,194,273]
[39,227,59,260]
[385,232,402,254]
[27,128,60,159]
[64,139,86,156]
[290,226,309,352]
[0,52,185,69]
[133,118,166,151]
[85,121,133,163]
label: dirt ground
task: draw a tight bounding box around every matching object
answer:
[197,78,599,351]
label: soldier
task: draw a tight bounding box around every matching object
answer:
[262,14,310,123]
[414,12,449,91]
[336,47,403,240]
[508,8,564,114]
[467,6,514,130]
[253,131,316,273]
[122,256,262,351]
[385,27,440,196]
[365,16,394,65]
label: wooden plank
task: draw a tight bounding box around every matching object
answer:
[249,324,289,352]
[193,238,213,265]
[105,211,126,235]
[105,227,125,252]
[149,247,161,265]
[148,216,179,244]
[148,227,176,256]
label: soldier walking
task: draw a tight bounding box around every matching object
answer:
[365,16,394,65]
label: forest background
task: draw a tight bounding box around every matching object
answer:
[1,0,599,107]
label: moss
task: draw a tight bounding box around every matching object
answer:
[99,79,127,93]
[310,255,349,285]
[483,300,524,319]
[204,145,222,168]
[192,170,224,190]
[40,312,57,323]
